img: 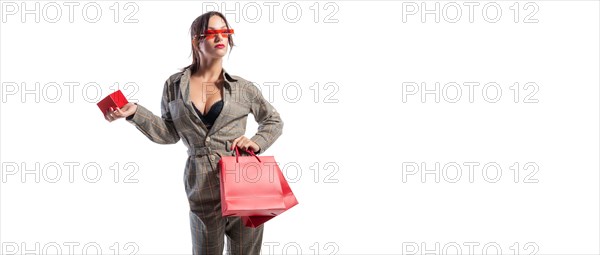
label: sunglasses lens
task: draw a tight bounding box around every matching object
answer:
[201,29,234,39]
[223,29,234,36]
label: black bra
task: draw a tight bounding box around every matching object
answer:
[192,100,224,129]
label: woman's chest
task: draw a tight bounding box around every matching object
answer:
[188,78,224,115]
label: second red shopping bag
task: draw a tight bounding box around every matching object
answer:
[219,146,298,227]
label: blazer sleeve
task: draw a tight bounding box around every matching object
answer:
[125,79,181,145]
[247,84,284,154]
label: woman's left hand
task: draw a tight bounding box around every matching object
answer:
[231,135,260,153]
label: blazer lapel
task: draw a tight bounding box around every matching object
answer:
[208,69,237,136]
[179,68,208,133]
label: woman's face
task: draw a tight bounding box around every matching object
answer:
[198,15,231,59]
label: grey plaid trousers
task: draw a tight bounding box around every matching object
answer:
[126,67,284,254]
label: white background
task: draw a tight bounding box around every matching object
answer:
[1,1,599,255]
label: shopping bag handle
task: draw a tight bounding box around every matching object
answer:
[234,146,262,163]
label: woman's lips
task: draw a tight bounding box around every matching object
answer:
[215,44,225,49]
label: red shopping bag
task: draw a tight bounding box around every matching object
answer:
[219,146,298,227]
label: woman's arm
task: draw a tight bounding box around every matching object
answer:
[247,84,284,154]
[125,79,181,144]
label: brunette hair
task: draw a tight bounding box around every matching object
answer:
[181,11,235,74]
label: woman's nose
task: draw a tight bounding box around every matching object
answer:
[214,33,223,42]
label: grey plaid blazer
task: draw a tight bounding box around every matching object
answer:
[126,67,284,158]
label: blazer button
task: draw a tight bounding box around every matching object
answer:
[206,137,211,142]
[210,155,215,160]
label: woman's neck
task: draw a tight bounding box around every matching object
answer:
[192,58,223,82]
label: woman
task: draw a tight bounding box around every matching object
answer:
[104,11,284,255]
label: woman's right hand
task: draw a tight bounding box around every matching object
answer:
[105,102,137,122]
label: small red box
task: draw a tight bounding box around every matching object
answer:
[97,90,129,115]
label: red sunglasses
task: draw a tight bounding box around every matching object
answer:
[198,29,234,40]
